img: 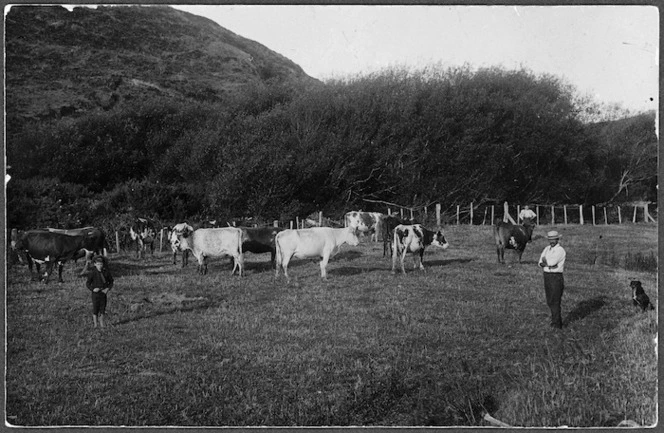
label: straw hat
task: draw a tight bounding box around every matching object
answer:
[546,230,561,240]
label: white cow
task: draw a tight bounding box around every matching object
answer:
[392,224,449,274]
[169,222,194,266]
[344,211,384,242]
[275,227,360,280]
[174,227,244,276]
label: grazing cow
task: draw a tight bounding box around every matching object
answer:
[168,222,193,266]
[174,227,244,276]
[392,224,449,274]
[240,226,284,269]
[130,217,158,259]
[275,227,360,280]
[381,215,413,257]
[10,229,95,283]
[344,211,384,242]
[493,217,535,264]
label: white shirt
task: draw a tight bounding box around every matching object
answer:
[519,208,536,220]
[539,244,566,273]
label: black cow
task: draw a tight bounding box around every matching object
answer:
[130,217,158,259]
[392,224,449,274]
[493,217,535,264]
[382,215,413,257]
[11,230,94,283]
[240,226,285,269]
[47,226,107,271]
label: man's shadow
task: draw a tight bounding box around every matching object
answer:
[564,296,607,326]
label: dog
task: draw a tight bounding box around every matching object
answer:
[631,280,654,312]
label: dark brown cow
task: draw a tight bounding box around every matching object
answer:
[240,226,284,269]
[130,217,158,259]
[11,229,94,283]
[493,217,535,263]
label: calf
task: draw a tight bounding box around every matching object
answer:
[345,211,384,242]
[275,227,360,280]
[11,229,93,283]
[392,224,449,274]
[130,217,158,259]
[240,226,284,269]
[174,227,244,276]
[493,217,535,264]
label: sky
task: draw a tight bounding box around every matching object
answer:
[167,5,658,115]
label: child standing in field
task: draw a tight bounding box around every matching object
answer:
[86,255,114,328]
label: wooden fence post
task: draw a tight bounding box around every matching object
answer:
[410,208,414,220]
[319,211,323,227]
[456,205,460,225]
[273,220,279,227]
[551,205,555,225]
[482,208,488,225]
[160,228,163,252]
[400,208,404,219]
[617,206,622,224]
[436,203,441,227]
[604,207,608,225]
[469,202,473,225]
[644,203,656,222]
[115,231,120,254]
[592,206,596,226]
[290,221,293,229]
[536,205,540,225]
[563,205,568,225]
[579,205,584,225]
[632,206,637,223]
[491,205,495,224]
[503,202,516,224]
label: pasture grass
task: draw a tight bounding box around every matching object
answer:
[5,223,657,426]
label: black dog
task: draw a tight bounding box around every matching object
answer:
[631,280,654,312]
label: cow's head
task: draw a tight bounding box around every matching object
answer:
[431,230,450,250]
[171,224,193,249]
[346,227,361,246]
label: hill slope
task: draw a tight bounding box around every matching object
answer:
[5,5,317,130]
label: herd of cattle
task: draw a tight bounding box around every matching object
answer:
[9,211,535,284]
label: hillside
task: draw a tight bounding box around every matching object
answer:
[5,5,318,133]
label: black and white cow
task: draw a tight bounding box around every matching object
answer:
[493,217,535,263]
[130,217,158,259]
[344,211,384,242]
[392,224,449,274]
[381,214,413,257]
[168,222,193,266]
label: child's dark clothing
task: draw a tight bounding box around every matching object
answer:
[86,267,114,315]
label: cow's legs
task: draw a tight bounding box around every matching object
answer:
[319,254,330,279]
[399,249,408,275]
[42,262,54,284]
[496,245,504,264]
[418,249,425,271]
[57,261,65,283]
[281,253,292,281]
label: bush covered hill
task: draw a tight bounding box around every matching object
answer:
[5,4,316,133]
[5,5,657,231]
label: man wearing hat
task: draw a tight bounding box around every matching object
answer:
[86,255,114,328]
[538,231,566,329]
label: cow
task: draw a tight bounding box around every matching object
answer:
[46,226,107,271]
[240,226,284,269]
[168,222,193,266]
[173,227,244,276]
[493,217,535,264]
[10,229,96,283]
[129,217,158,259]
[381,214,413,257]
[275,227,360,281]
[392,224,449,274]
[344,211,384,242]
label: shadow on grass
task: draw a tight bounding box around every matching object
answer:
[113,300,213,325]
[335,250,364,261]
[330,266,388,276]
[424,258,474,267]
[564,296,607,326]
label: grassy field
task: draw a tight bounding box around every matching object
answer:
[5,223,657,427]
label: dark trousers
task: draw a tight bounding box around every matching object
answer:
[543,272,564,328]
[91,291,107,315]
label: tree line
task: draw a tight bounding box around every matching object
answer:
[7,65,657,230]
